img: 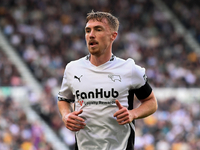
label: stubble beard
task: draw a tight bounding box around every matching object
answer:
[88,46,101,56]
[88,43,110,57]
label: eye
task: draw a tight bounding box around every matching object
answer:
[85,28,91,33]
[97,28,102,31]
[85,30,90,33]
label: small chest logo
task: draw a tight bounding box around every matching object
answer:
[74,75,83,82]
[78,99,84,106]
[108,75,121,82]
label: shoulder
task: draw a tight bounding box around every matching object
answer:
[115,56,145,77]
[114,56,136,67]
[66,56,87,68]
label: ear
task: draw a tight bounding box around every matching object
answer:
[111,32,118,41]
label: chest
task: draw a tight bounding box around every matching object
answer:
[68,68,132,100]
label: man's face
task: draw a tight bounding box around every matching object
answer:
[85,18,115,56]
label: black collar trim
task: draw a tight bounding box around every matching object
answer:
[86,54,115,61]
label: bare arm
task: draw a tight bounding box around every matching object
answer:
[57,100,73,116]
[57,101,86,131]
[114,91,157,125]
[130,91,157,119]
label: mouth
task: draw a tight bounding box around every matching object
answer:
[89,41,98,46]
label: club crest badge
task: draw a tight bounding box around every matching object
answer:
[108,75,121,82]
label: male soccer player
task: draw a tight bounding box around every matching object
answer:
[57,11,157,150]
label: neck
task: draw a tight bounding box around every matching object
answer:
[90,53,112,66]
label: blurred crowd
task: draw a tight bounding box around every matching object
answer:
[134,97,200,150]
[0,0,200,88]
[31,90,200,150]
[0,95,54,150]
[163,0,200,44]
[29,86,75,149]
[1,0,200,150]
[1,91,200,150]
[0,50,23,86]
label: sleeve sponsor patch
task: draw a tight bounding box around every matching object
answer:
[143,74,148,82]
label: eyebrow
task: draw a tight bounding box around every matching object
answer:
[85,25,104,31]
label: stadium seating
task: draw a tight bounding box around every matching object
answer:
[0,0,199,88]
[0,50,23,86]
[163,0,200,44]
[0,95,54,150]
[0,0,200,149]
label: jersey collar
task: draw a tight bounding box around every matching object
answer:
[86,54,115,61]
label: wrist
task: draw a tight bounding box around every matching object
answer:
[129,109,139,121]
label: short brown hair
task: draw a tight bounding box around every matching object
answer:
[86,11,119,32]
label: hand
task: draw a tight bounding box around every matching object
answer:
[113,100,133,125]
[62,110,86,131]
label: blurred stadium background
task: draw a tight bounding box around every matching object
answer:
[0,0,200,150]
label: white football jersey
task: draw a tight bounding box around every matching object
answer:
[58,55,147,150]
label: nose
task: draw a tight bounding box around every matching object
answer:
[89,30,95,38]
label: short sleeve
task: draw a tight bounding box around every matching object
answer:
[58,65,75,103]
[131,60,148,89]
